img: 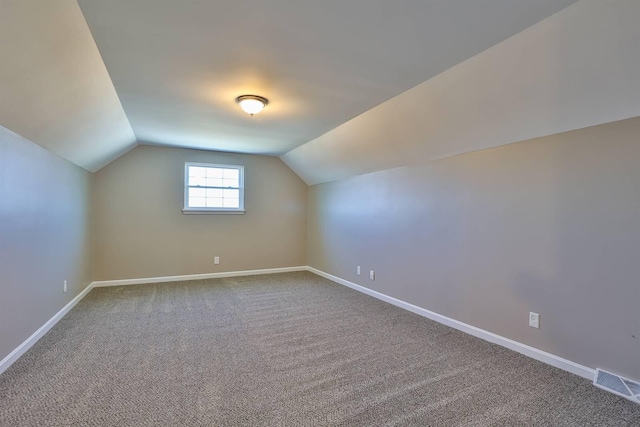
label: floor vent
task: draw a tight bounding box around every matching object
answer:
[594,368,640,404]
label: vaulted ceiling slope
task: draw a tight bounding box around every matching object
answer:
[77,0,576,159]
[282,0,640,185]
[0,1,136,172]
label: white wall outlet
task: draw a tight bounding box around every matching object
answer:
[529,312,540,329]
[369,270,375,280]
[357,265,361,275]
[63,280,67,293]
[214,256,220,265]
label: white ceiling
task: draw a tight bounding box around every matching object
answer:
[0,0,136,172]
[283,0,640,184]
[77,0,577,158]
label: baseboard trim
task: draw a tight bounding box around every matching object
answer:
[1,266,307,375]
[2,266,595,381]
[0,281,95,376]
[92,266,308,287]
[307,266,595,380]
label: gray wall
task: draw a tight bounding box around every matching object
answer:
[92,145,307,280]
[308,117,640,380]
[0,126,92,362]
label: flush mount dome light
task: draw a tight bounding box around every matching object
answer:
[236,95,269,116]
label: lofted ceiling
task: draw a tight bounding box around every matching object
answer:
[282,0,640,184]
[0,0,136,172]
[1,1,637,185]
[75,0,577,160]
[0,1,586,173]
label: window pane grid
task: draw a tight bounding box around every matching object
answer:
[188,186,239,208]
[185,163,243,211]
[188,166,240,189]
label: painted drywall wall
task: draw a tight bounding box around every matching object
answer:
[0,126,92,362]
[92,145,307,280]
[308,117,640,380]
[283,0,640,184]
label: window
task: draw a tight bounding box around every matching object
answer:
[183,162,245,214]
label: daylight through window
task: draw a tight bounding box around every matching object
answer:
[184,162,244,212]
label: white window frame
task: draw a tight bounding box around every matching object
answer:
[183,162,245,214]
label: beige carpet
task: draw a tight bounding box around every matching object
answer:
[0,271,638,426]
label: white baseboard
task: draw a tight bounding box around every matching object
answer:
[0,281,95,375]
[92,266,308,287]
[0,266,307,375]
[307,266,595,380]
[1,266,595,383]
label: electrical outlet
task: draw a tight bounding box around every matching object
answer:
[369,270,375,280]
[63,280,67,293]
[214,256,220,265]
[529,312,540,329]
[356,266,361,275]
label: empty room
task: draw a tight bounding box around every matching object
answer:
[1,0,639,425]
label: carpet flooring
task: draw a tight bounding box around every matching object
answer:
[1,271,639,426]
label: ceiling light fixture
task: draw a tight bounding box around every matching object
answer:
[235,95,269,116]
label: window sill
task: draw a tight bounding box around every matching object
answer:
[182,209,246,215]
